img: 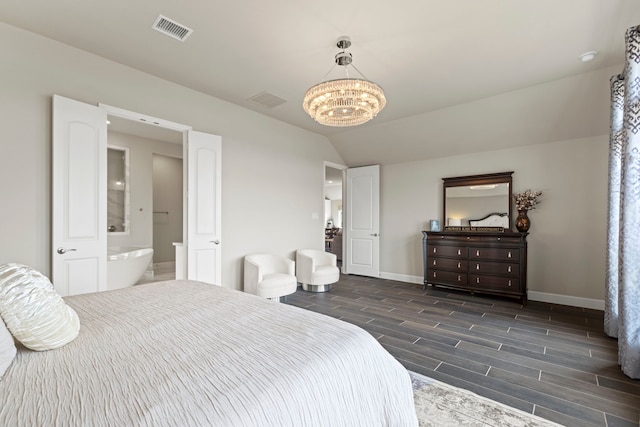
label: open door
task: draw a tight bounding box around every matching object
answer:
[344,165,380,277]
[186,130,222,285]
[52,95,107,296]
[53,98,223,294]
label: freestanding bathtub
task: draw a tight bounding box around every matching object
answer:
[107,247,154,290]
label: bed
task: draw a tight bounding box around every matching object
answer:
[0,278,418,426]
[468,212,509,228]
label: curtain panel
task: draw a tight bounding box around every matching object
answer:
[605,25,640,379]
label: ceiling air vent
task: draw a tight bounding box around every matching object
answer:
[152,15,193,42]
[247,91,287,109]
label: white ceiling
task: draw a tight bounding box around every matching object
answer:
[2,1,639,165]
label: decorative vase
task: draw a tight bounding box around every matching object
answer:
[515,210,530,232]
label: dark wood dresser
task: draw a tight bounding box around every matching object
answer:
[422,231,528,304]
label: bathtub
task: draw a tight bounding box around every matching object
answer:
[107,247,154,290]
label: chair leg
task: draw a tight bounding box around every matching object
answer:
[302,283,332,293]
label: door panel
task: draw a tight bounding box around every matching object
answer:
[345,165,380,277]
[52,95,107,296]
[187,130,222,285]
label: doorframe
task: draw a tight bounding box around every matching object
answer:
[324,161,347,272]
[98,104,192,133]
[99,103,192,276]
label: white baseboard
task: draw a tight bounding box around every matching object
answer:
[527,291,604,310]
[379,272,423,285]
[378,271,604,310]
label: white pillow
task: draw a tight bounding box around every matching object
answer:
[0,264,79,351]
[0,316,16,378]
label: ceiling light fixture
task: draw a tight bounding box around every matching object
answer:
[303,36,386,127]
[578,51,598,62]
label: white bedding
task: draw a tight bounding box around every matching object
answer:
[0,280,418,426]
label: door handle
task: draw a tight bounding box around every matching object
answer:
[210,240,220,245]
[370,233,379,237]
[56,247,77,255]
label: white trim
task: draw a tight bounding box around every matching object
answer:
[324,161,347,171]
[379,271,423,285]
[98,103,192,132]
[377,272,604,310]
[527,291,604,310]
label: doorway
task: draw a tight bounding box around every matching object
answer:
[151,154,183,281]
[324,162,346,268]
[106,116,184,285]
[52,95,222,296]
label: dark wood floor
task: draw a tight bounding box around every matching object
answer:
[286,274,640,427]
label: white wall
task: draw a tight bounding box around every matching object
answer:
[381,135,608,304]
[0,23,344,290]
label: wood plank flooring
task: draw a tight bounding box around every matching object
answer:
[285,274,640,427]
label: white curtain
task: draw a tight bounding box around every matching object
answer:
[605,25,640,379]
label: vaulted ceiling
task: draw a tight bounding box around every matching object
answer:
[2,1,639,165]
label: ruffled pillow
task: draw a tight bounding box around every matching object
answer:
[0,264,79,351]
[0,316,16,378]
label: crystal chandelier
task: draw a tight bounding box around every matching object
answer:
[303,36,386,127]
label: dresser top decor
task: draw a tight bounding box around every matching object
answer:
[513,189,542,212]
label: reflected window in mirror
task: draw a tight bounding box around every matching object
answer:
[107,146,130,234]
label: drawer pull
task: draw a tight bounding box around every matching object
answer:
[433,260,437,266]
[508,280,512,287]
[476,277,480,284]
[476,264,480,270]
[457,262,461,269]
[457,249,461,256]
[508,251,512,258]
[433,248,437,254]
[476,250,480,257]
[457,275,462,282]
[433,272,437,278]
[507,265,512,273]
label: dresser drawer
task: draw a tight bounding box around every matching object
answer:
[430,258,467,271]
[469,261,519,276]
[469,247,519,261]
[423,231,527,304]
[428,245,467,258]
[469,274,519,292]
[428,270,468,286]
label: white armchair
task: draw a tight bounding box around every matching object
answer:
[296,249,340,293]
[244,254,297,302]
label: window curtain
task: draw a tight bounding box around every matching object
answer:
[605,25,640,379]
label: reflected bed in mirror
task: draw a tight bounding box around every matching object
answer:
[443,172,513,231]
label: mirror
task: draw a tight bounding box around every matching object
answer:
[107,145,130,234]
[442,171,513,231]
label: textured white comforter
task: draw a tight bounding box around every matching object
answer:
[0,280,418,426]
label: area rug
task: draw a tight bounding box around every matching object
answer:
[411,371,563,426]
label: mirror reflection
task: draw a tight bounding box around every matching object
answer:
[445,183,509,227]
[107,146,130,234]
[442,171,513,231]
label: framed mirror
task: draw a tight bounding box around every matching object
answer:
[442,171,513,231]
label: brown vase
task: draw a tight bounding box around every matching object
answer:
[515,210,530,232]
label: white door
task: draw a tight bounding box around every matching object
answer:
[52,95,107,296]
[344,165,380,277]
[186,131,222,285]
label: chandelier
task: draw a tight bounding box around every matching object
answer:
[303,36,386,127]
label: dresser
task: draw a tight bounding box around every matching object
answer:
[422,231,528,304]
